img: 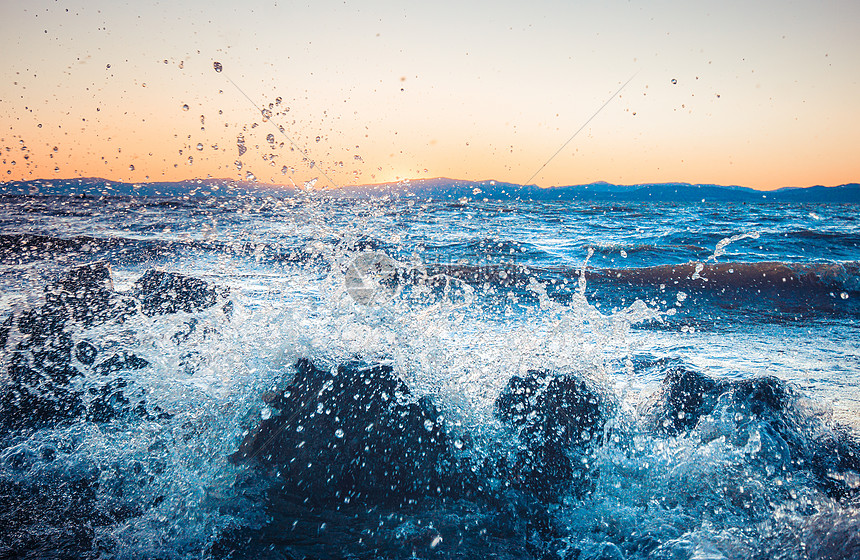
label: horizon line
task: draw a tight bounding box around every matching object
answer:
[3,175,859,192]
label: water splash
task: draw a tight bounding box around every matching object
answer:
[710,231,760,262]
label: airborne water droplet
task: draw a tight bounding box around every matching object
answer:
[671,78,677,84]
[196,143,203,151]
[128,164,134,171]
[181,104,189,111]
[334,428,344,439]
[315,136,321,143]
[266,133,275,144]
[424,419,434,431]
[213,61,223,73]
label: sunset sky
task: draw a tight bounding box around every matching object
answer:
[1,0,858,190]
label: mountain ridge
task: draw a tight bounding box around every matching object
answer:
[2,177,858,203]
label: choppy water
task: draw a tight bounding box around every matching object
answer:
[0,188,858,559]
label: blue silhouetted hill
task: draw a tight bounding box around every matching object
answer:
[330,178,860,203]
[0,178,293,198]
[2,177,858,203]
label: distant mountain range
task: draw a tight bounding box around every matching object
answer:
[2,177,859,203]
[331,178,860,203]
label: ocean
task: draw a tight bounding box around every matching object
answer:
[0,185,858,559]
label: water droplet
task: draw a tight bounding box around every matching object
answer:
[424,419,434,432]
[128,164,134,171]
[261,407,272,420]
[213,61,223,73]
[37,124,42,129]
[620,250,628,258]
[676,292,687,302]
[266,133,275,144]
[245,171,256,180]
[671,78,677,84]
[275,96,282,105]
[235,160,243,170]
[261,108,272,120]
[196,143,203,151]
[841,292,849,300]
[52,146,58,152]
[187,156,193,165]
[181,104,189,111]
[281,166,289,174]
[334,428,344,438]
[454,439,463,449]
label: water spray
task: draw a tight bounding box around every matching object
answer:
[214,61,339,189]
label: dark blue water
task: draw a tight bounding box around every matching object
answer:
[0,189,858,559]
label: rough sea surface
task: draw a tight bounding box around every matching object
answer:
[0,186,858,559]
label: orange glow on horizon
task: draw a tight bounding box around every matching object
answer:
[2,0,858,192]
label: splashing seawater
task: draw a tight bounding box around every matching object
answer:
[0,193,857,560]
[710,231,761,262]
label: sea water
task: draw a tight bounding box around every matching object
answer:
[0,188,857,559]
